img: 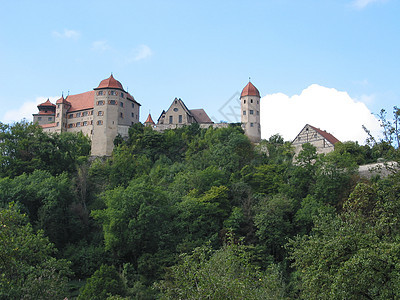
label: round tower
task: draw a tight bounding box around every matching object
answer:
[240,81,261,143]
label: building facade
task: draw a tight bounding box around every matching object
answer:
[33,75,141,156]
[292,124,339,155]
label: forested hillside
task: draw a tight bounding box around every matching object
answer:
[1,117,400,299]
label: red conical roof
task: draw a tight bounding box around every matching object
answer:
[38,99,56,107]
[144,113,155,125]
[96,74,124,90]
[241,81,260,98]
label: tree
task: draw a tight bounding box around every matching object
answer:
[157,239,286,299]
[0,204,71,299]
[78,264,126,300]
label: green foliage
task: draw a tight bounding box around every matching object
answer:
[0,121,90,178]
[0,204,71,299]
[157,239,287,299]
[288,175,400,299]
[78,264,126,300]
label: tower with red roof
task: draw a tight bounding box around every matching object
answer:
[240,81,261,143]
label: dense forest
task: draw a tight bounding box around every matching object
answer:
[1,108,400,299]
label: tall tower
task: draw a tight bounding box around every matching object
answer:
[55,95,71,133]
[241,81,261,143]
[91,74,141,156]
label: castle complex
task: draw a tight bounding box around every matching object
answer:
[33,75,261,156]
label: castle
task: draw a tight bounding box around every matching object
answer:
[33,75,262,156]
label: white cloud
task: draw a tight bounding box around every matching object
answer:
[129,44,153,62]
[52,29,80,39]
[351,0,388,9]
[260,84,381,144]
[2,96,59,124]
[92,40,111,52]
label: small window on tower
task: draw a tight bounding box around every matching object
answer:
[250,123,254,127]
[120,102,124,107]
[257,100,259,104]
[120,112,124,118]
[250,110,254,115]
[243,111,246,115]
[244,100,246,104]
[97,120,103,125]
[56,113,60,117]
[251,99,253,103]
[132,103,135,108]
[98,111,104,116]
[257,111,259,115]
[131,112,134,117]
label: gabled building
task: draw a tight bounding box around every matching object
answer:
[157,97,213,126]
[292,124,340,155]
[33,75,141,156]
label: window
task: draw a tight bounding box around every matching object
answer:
[38,117,42,121]
[68,114,73,119]
[173,108,178,112]
[179,115,182,123]
[120,102,124,107]
[90,120,93,125]
[257,111,259,115]
[97,100,105,106]
[250,110,254,115]
[98,91,103,96]
[68,124,73,128]
[83,121,88,126]
[121,92,124,98]
[243,111,246,115]
[56,113,60,117]
[48,117,52,121]
[57,104,60,108]
[56,122,59,126]
[76,122,81,127]
[132,103,135,108]
[251,99,253,103]
[108,100,116,105]
[169,116,173,124]
[110,91,116,96]
[257,100,259,104]
[98,111,104,116]
[97,120,103,125]
[82,111,88,116]
[76,112,81,117]
[250,123,254,127]
[131,112,134,117]
[244,100,246,104]
[120,112,124,118]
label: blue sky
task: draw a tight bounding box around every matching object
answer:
[1,0,398,142]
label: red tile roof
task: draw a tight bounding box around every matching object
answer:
[144,113,155,125]
[38,99,56,108]
[56,95,71,106]
[65,91,95,112]
[309,124,340,145]
[95,74,124,90]
[241,82,260,98]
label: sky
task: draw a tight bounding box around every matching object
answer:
[1,0,399,144]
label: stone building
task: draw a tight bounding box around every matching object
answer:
[157,98,213,126]
[292,124,339,155]
[240,81,261,143]
[33,75,141,156]
[34,78,262,156]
